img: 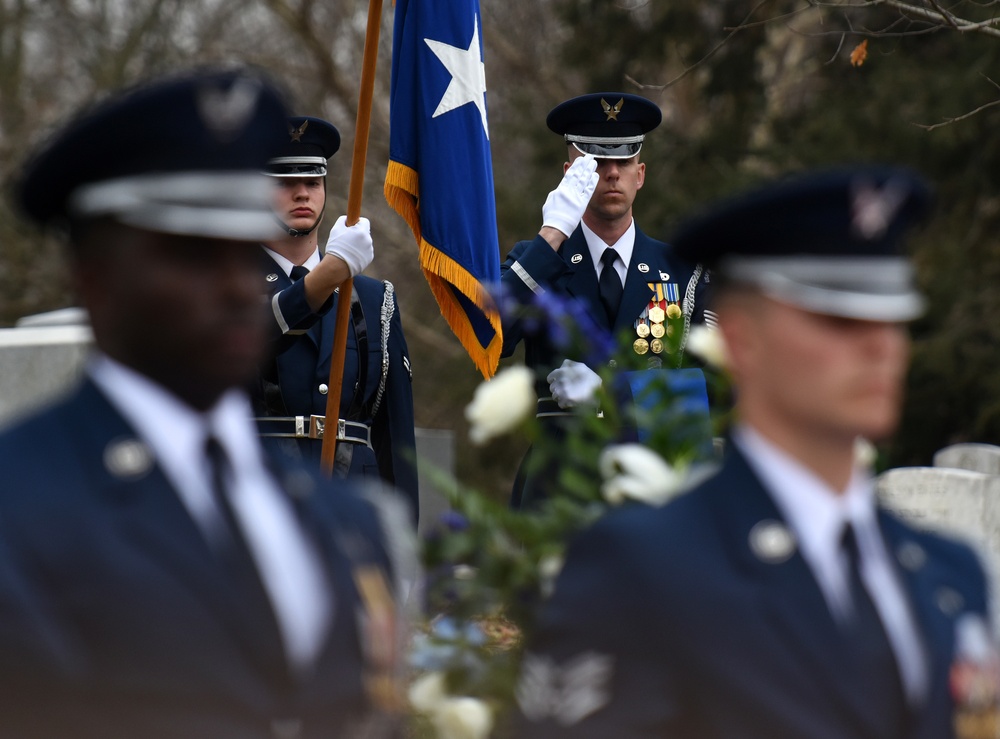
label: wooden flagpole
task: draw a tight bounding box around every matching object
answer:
[321,0,385,475]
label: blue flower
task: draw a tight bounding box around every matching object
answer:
[440,511,470,531]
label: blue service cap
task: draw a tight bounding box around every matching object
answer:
[547,92,661,159]
[671,166,932,321]
[15,67,290,241]
[265,116,341,178]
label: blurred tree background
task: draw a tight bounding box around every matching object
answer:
[2,0,999,496]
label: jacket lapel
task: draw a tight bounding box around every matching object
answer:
[878,513,957,737]
[560,230,608,330]
[616,230,658,336]
[712,448,889,737]
[70,380,290,680]
[262,249,320,349]
[267,458,370,695]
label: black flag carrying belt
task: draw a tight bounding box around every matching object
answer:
[256,416,373,448]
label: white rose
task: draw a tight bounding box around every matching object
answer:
[465,366,536,445]
[431,696,494,739]
[599,444,682,506]
[409,671,447,713]
[685,325,728,369]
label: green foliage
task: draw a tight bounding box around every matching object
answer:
[412,300,723,730]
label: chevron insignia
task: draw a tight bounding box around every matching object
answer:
[516,651,614,726]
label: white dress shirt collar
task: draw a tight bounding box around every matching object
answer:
[262,245,322,278]
[582,219,635,286]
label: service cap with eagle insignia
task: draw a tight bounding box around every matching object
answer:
[671,166,932,322]
[265,115,341,178]
[546,92,662,160]
[15,67,290,241]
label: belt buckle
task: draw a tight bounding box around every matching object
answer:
[308,415,325,439]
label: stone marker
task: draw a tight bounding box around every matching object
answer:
[0,323,92,429]
[878,466,1000,633]
[0,311,454,530]
[933,442,1000,477]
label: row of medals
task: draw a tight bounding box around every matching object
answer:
[634,303,681,355]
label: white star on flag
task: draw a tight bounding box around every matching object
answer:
[424,14,489,139]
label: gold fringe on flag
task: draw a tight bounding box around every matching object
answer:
[385,160,503,379]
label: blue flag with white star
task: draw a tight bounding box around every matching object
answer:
[384,0,502,379]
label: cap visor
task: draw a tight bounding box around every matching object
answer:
[720,256,926,321]
[70,172,284,240]
[571,141,642,159]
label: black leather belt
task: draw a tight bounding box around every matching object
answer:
[536,397,604,419]
[255,416,372,448]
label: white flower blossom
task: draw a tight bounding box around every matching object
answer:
[854,436,877,468]
[409,671,448,713]
[432,696,494,739]
[409,672,494,739]
[685,325,728,369]
[465,366,536,445]
[599,444,682,506]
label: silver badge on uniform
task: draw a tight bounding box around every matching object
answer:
[637,263,649,273]
[659,271,670,281]
[571,253,583,264]
[266,273,279,282]
[936,587,965,616]
[896,541,927,571]
[104,438,153,479]
[749,520,796,563]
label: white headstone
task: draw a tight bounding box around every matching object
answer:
[878,466,1000,634]
[0,324,92,429]
[0,312,455,529]
[933,443,1000,477]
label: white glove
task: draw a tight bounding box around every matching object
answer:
[547,359,602,409]
[541,155,599,237]
[325,215,374,277]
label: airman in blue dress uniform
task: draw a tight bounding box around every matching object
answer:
[253,116,419,523]
[500,93,713,506]
[2,70,402,737]
[516,167,999,738]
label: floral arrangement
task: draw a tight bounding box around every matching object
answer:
[407,291,730,738]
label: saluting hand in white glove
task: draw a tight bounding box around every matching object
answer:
[325,215,373,277]
[541,155,599,238]
[547,359,602,409]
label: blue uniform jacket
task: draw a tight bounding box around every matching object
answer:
[501,226,709,378]
[0,378,396,738]
[500,226,711,505]
[257,252,418,519]
[517,445,989,738]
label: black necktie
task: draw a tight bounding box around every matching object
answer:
[204,436,282,637]
[840,524,908,735]
[598,248,623,324]
[289,265,309,282]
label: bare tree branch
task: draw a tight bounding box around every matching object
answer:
[912,74,1000,129]
[630,0,780,91]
